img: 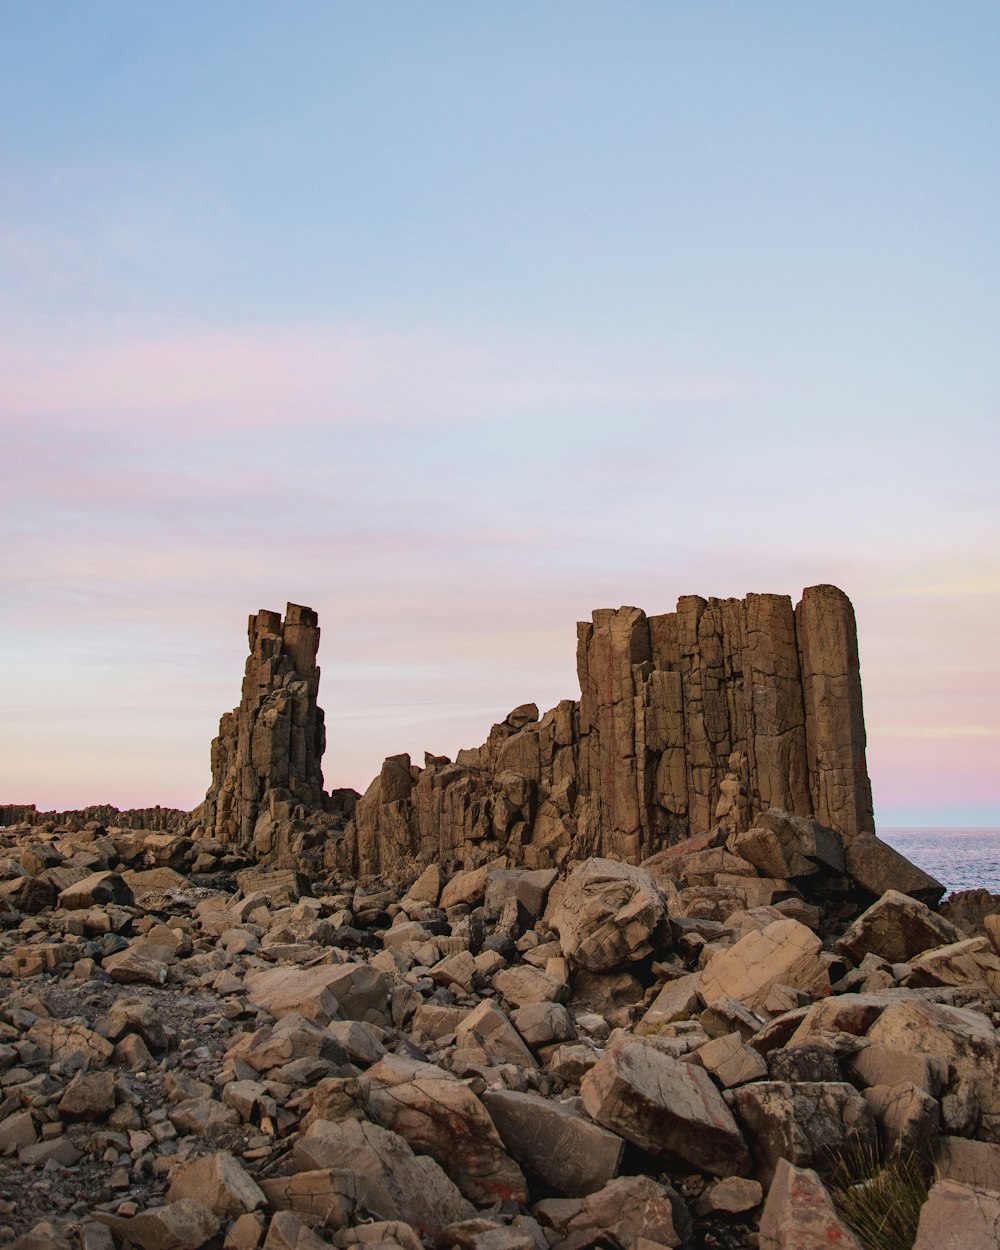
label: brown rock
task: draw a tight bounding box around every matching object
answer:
[262,1212,331,1250]
[365,1066,527,1206]
[845,833,945,904]
[732,1081,876,1187]
[564,1175,690,1249]
[546,858,668,971]
[580,1034,750,1176]
[57,870,134,909]
[99,1200,221,1250]
[699,918,829,1010]
[294,1119,474,1237]
[167,1152,266,1218]
[911,1179,1000,1250]
[837,889,962,964]
[758,1158,863,1250]
[482,1088,624,1196]
[58,1069,116,1120]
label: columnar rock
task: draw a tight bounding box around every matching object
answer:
[200,604,326,851]
[336,585,873,877]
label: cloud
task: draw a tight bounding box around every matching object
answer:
[0,317,750,436]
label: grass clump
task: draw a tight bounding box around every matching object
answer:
[828,1139,930,1250]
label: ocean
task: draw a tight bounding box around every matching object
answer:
[880,828,1000,897]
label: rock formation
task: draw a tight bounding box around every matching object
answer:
[197,604,355,866]
[0,797,996,1249]
[336,585,874,878]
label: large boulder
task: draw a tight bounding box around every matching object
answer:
[580,1034,750,1176]
[561,1175,690,1249]
[845,833,945,905]
[364,1061,527,1206]
[699,918,830,1010]
[864,998,1000,1141]
[912,1179,1000,1250]
[481,1088,624,1197]
[837,890,962,964]
[730,810,845,879]
[294,1119,473,1238]
[545,858,669,971]
[732,1081,877,1187]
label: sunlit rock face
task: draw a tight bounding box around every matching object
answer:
[333,583,874,878]
[200,603,327,852]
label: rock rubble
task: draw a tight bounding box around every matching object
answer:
[0,805,998,1250]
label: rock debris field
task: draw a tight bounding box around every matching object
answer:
[2,810,1000,1250]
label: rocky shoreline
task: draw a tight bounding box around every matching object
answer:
[1,810,999,1250]
[2,590,998,1249]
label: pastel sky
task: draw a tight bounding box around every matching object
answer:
[2,3,998,826]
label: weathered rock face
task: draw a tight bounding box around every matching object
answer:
[334,585,874,878]
[201,603,324,848]
[198,604,355,863]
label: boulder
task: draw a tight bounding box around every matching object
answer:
[845,833,945,904]
[580,1034,750,1176]
[912,1179,1000,1250]
[837,890,962,964]
[294,1118,474,1238]
[935,1136,1000,1189]
[732,1081,877,1187]
[364,1067,527,1206]
[546,859,668,972]
[244,966,342,1025]
[864,997,1000,1141]
[758,1158,863,1250]
[57,870,134,909]
[167,1152,266,1218]
[482,1088,624,1196]
[731,810,845,878]
[563,1175,690,1249]
[454,1000,537,1068]
[98,1201,220,1250]
[699,918,829,1010]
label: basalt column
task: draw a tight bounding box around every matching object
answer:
[201,603,326,850]
[795,584,874,837]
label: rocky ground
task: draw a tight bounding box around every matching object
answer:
[1,811,999,1250]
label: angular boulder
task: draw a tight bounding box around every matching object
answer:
[864,997,1000,1141]
[580,1034,750,1176]
[294,1118,473,1238]
[845,833,945,905]
[545,858,668,972]
[837,889,962,965]
[699,918,829,1010]
[758,1158,863,1250]
[482,1088,624,1196]
[733,1080,876,1187]
[364,1066,527,1206]
[912,1178,1000,1250]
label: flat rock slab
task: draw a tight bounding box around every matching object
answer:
[580,1034,750,1177]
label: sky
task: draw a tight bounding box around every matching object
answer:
[1,2,998,827]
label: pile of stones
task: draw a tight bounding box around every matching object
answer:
[1,810,999,1250]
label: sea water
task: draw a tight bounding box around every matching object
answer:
[880,828,1000,896]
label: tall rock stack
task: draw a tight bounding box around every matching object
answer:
[337,584,874,878]
[200,603,326,851]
